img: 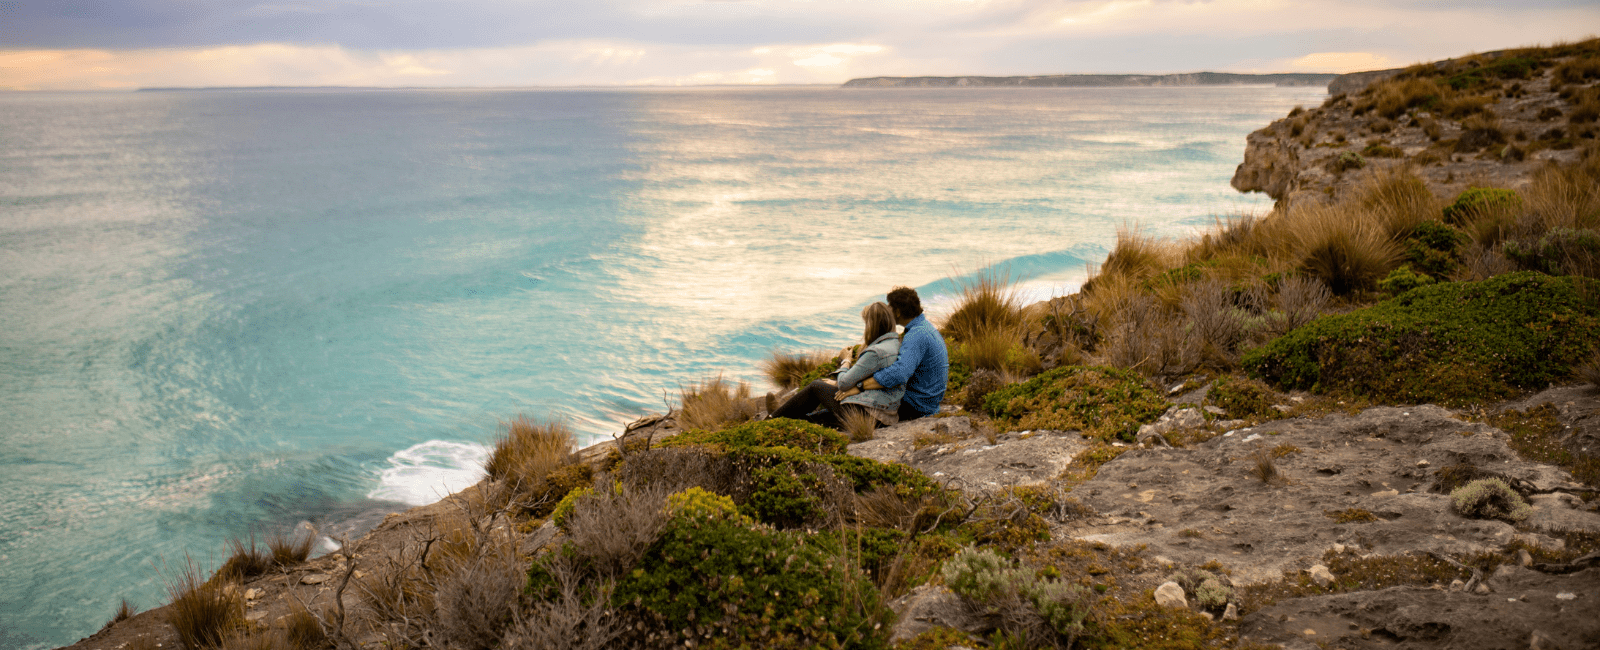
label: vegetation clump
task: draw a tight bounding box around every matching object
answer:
[981,366,1168,439]
[662,417,849,454]
[1163,568,1232,610]
[1244,272,1600,405]
[1451,478,1533,522]
[1442,187,1522,225]
[1324,508,1380,523]
[942,546,1094,648]
[600,487,893,649]
[1206,375,1281,421]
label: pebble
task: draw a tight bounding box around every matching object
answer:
[301,574,329,585]
[1308,564,1335,587]
[1449,579,1465,592]
[1415,459,1430,468]
[1556,592,1577,600]
[1519,549,1534,567]
[244,588,263,601]
[1474,582,1492,595]
[1223,602,1239,621]
[1154,582,1187,608]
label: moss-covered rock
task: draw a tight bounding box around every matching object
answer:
[1243,272,1600,405]
[1451,478,1532,523]
[981,366,1168,439]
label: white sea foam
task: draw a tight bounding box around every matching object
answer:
[367,440,492,507]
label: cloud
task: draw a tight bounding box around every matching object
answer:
[1287,51,1392,73]
[1,1,1596,89]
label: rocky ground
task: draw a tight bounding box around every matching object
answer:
[863,384,1600,649]
[69,382,1599,650]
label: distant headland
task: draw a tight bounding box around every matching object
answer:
[841,71,1339,88]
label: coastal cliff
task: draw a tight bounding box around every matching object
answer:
[842,72,1336,88]
[1233,43,1599,209]
[72,40,1600,650]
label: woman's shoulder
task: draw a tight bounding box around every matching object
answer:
[869,333,900,353]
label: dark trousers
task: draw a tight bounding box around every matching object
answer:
[898,402,932,423]
[770,379,868,429]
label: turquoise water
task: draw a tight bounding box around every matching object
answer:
[0,85,1321,647]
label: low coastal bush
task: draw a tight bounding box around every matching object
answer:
[1451,478,1532,523]
[1164,568,1232,610]
[597,487,893,649]
[1244,272,1600,404]
[982,366,1168,439]
[1442,187,1522,226]
[943,547,1093,648]
[662,417,849,454]
[1207,375,1281,422]
[1503,227,1600,278]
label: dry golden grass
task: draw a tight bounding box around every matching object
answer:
[839,407,879,443]
[1526,147,1600,230]
[282,604,327,650]
[1278,201,1402,295]
[166,556,243,650]
[1356,168,1442,239]
[677,374,758,431]
[214,535,273,584]
[940,267,1026,344]
[267,529,314,568]
[759,349,834,391]
[484,416,576,491]
[1358,76,1443,119]
[101,598,137,631]
[1093,226,1181,287]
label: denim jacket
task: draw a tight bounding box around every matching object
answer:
[835,331,904,412]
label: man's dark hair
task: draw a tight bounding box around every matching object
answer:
[886,286,922,319]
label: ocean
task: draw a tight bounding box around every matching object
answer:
[0,84,1323,648]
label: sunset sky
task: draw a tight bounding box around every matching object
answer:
[2,0,1597,90]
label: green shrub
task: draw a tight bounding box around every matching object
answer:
[1442,188,1522,225]
[981,366,1168,439]
[1330,151,1366,173]
[1503,227,1600,278]
[611,488,892,649]
[1207,375,1281,421]
[1243,272,1600,404]
[794,359,841,389]
[662,418,849,454]
[1378,265,1435,295]
[1403,220,1468,277]
[1164,568,1232,610]
[942,547,1092,646]
[1450,478,1531,523]
[1362,143,1404,158]
[551,486,592,531]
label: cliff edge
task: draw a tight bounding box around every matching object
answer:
[1233,41,1599,209]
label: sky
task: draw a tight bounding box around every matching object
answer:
[1,0,1597,90]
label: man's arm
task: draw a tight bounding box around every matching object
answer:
[871,328,927,390]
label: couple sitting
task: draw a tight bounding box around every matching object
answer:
[769,286,950,430]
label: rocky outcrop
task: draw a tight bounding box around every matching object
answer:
[1232,49,1596,209]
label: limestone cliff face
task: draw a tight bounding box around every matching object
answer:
[1232,49,1595,209]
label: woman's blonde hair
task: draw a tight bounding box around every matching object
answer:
[862,302,896,347]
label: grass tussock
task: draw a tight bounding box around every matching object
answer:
[677,374,758,431]
[1248,446,1282,484]
[1525,148,1600,231]
[485,416,575,486]
[101,598,137,631]
[840,407,879,443]
[759,349,833,391]
[1092,226,1180,288]
[214,535,273,584]
[165,556,244,650]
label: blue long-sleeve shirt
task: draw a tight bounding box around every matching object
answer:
[872,314,948,416]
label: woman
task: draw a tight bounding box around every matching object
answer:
[769,302,905,430]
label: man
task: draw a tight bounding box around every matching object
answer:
[856,286,948,422]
